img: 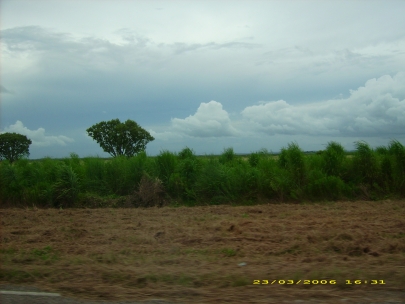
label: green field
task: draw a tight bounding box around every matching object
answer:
[0,140,404,208]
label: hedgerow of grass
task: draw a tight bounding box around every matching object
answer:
[194,157,230,205]
[352,141,379,187]
[322,141,346,177]
[256,156,278,199]
[388,140,405,195]
[82,156,107,195]
[278,142,306,200]
[1,139,404,207]
[156,150,177,190]
[168,147,201,201]
[53,163,81,208]
[0,159,24,204]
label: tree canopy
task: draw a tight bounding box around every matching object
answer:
[0,132,32,163]
[86,119,155,157]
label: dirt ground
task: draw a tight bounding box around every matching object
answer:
[1,200,405,303]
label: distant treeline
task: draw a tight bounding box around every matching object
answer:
[0,140,404,208]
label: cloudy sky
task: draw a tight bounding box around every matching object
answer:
[1,0,405,159]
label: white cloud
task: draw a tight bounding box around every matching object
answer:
[171,100,240,138]
[241,72,405,137]
[2,120,74,147]
[148,129,183,141]
[148,73,405,143]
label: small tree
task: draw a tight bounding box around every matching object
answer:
[86,119,155,158]
[0,132,32,163]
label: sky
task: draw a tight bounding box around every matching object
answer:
[1,0,405,159]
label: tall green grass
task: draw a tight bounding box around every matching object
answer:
[1,139,404,208]
[388,140,405,195]
[169,147,201,201]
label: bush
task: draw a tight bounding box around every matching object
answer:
[156,150,177,189]
[304,169,351,201]
[375,146,388,155]
[278,142,306,190]
[353,141,378,186]
[194,157,231,204]
[178,147,196,160]
[256,157,277,199]
[248,153,260,167]
[0,160,23,204]
[227,160,259,201]
[169,153,201,200]
[105,156,131,196]
[54,163,81,208]
[83,157,107,195]
[322,141,346,177]
[379,155,393,193]
[219,147,235,165]
[388,140,405,195]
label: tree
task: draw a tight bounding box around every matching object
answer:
[0,132,32,163]
[86,119,155,157]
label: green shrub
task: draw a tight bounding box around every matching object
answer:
[322,141,346,177]
[178,147,196,160]
[54,163,81,208]
[227,160,259,200]
[248,149,269,168]
[388,140,405,195]
[39,157,60,185]
[304,169,350,201]
[194,157,231,204]
[65,152,85,180]
[375,146,388,155]
[256,157,277,199]
[269,166,294,202]
[352,141,379,187]
[278,142,306,189]
[104,156,133,196]
[167,155,201,201]
[306,154,324,172]
[219,147,235,165]
[248,153,260,167]
[379,155,393,193]
[156,150,177,188]
[0,160,23,204]
[128,151,153,187]
[83,157,107,195]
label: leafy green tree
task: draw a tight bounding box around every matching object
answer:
[0,132,32,163]
[86,119,154,158]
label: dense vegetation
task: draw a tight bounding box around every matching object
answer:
[0,140,404,208]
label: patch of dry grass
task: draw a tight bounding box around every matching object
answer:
[1,200,405,303]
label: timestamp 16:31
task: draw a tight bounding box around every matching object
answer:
[253,279,386,285]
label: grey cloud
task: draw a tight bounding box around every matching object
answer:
[172,41,262,54]
[112,28,150,46]
[1,26,146,67]
[0,26,73,52]
[0,85,14,94]
[1,26,260,63]
[3,26,262,75]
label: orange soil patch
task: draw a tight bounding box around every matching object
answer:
[1,200,405,303]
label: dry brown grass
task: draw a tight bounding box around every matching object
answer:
[1,200,405,303]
